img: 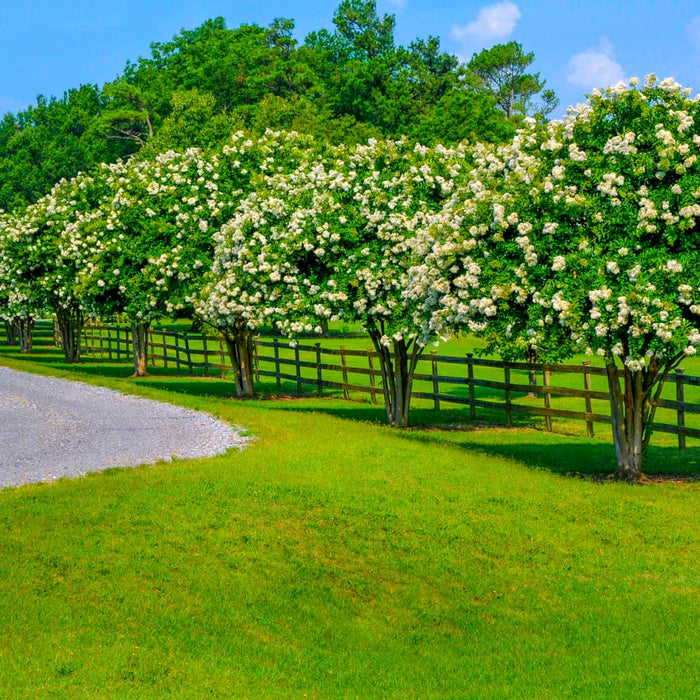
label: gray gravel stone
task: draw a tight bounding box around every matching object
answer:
[0,366,251,488]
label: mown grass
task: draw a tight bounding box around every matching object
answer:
[0,334,699,698]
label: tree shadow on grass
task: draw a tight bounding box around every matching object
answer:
[397,428,700,480]
[231,393,700,480]
[103,373,700,480]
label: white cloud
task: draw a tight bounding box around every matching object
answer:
[451,1,521,44]
[687,16,700,52]
[567,39,625,90]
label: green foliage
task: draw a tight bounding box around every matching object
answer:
[411,88,516,145]
[467,41,558,120]
[0,4,553,209]
[142,90,239,154]
[0,86,132,211]
[97,81,155,146]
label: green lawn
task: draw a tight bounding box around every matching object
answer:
[0,333,699,698]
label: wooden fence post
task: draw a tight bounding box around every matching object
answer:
[340,345,350,400]
[295,345,302,395]
[315,343,323,396]
[202,333,210,376]
[367,348,377,405]
[582,361,594,437]
[504,361,513,428]
[219,335,226,379]
[676,368,686,453]
[174,331,181,371]
[156,329,162,367]
[543,365,552,432]
[467,353,476,421]
[273,339,281,389]
[184,332,193,375]
[431,351,440,411]
[254,339,260,383]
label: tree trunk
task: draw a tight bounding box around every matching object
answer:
[605,357,677,481]
[55,307,84,363]
[368,324,424,428]
[17,315,34,353]
[131,322,150,377]
[221,325,256,398]
[4,320,18,345]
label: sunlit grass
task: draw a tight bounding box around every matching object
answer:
[0,331,698,697]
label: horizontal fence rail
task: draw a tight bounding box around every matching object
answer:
[77,323,700,451]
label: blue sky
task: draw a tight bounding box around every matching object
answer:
[2,0,700,119]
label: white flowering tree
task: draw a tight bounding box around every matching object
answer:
[69,132,289,375]
[413,76,700,479]
[194,133,325,397]
[0,173,106,359]
[0,209,38,352]
[38,172,113,361]
[71,150,226,375]
[318,138,469,427]
[198,137,468,413]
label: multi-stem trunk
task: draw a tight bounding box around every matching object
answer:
[17,315,34,353]
[55,306,84,363]
[368,322,424,428]
[221,324,256,398]
[4,320,18,345]
[131,322,150,377]
[605,355,679,481]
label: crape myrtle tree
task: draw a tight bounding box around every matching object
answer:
[319,138,469,426]
[0,180,105,357]
[410,76,700,479]
[69,153,202,376]
[29,171,113,361]
[194,132,325,397]
[0,210,34,349]
[70,143,230,376]
[0,206,43,352]
[203,136,468,419]
[0,217,19,345]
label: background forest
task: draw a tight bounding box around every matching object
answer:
[0,0,555,211]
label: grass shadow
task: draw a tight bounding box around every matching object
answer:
[396,428,700,479]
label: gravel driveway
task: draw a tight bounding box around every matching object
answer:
[0,366,249,488]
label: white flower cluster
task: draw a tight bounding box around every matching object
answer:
[412,77,700,367]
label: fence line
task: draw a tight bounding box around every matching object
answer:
[78,323,700,451]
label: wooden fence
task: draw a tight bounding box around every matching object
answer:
[78,323,700,451]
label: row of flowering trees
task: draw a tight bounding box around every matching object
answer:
[1,76,699,478]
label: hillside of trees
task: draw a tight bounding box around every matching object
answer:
[0,0,556,212]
